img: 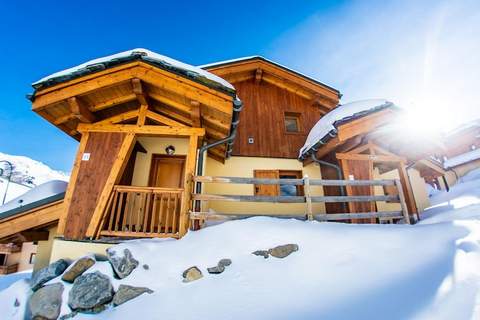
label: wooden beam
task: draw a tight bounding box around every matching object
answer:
[68,97,96,123]
[77,123,205,137]
[337,109,396,142]
[336,152,406,163]
[131,78,148,106]
[95,110,139,126]
[145,110,186,127]
[149,92,191,114]
[87,133,137,238]
[92,93,137,111]
[190,101,202,127]
[311,94,335,113]
[152,106,192,125]
[54,113,77,125]
[137,104,148,126]
[179,135,198,236]
[202,114,230,133]
[56,132,90,235]
[255,68,263,84]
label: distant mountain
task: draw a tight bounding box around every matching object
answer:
[0,152,69,203]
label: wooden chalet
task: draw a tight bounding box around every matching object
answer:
[0,50,441,269]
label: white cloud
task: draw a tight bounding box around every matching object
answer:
[267,0,480,131]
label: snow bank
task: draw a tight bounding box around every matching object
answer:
[299,99,395,157]
[0,180,67,214]
[33,48,234,91]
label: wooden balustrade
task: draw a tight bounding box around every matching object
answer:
[0,263,19,275]
[99,185,183,238]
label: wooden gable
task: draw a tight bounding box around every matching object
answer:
[204,57,341,158]
[31,61,235,160]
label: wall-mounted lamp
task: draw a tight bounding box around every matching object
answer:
[165,145,176,155]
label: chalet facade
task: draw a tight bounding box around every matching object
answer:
[0,49,437,270]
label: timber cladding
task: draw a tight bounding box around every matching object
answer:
[64,132,127,239]
[231,79,326,158]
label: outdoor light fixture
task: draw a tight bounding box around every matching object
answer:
[165,145,176,155]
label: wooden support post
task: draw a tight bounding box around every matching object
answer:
[57,132,90,236]
[190,101,202,127]
[397,162,418,220]
[395,179,411,224]
[304,175,313,221]
[179,135,198,237]
[86,133,136,238]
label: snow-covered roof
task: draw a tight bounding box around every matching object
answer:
[446,119,480,137]
[32,48,235,96]
[200,56,340,95]
[299,99,396,159]
[0,180,67,219]
[443,148,480,169]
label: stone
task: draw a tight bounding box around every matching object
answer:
[14,298,19,307]
[59,311,78,320]
[218,258,232,267]
[252,250,269,259]
[68,271,114,312]
[207,265,225,274]
[113,284,153,306]
[31,259,70,291]
[94,253,109,262]
[62,256,95,283]
[268,244,299,258]
[107,248,139,279]
[182,266,203,282]
[29,283,64,320]
[143,264,149,270]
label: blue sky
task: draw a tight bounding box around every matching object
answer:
[0,0,478,172]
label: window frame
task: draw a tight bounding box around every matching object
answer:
[253,169,304,196]
[283,112,302,134]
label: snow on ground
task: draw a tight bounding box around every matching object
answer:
[1,170,480,319]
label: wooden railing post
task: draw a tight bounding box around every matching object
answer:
[395,179,411,224]
[304,175,313,221]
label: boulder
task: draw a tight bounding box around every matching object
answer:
[29,283,64,320]
[31,259,69,291]
[252,250,269,259]
[182,266,203,282]
[68,271,114,312]
[59,311,78,320]
[107,248,139,279]
[268,244,299,258]
[143,264,149,270]
[207,258,232,274]
[62,256,95,283]
[113,284,153,306]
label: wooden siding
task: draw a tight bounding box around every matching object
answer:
[231,79,325,158]
[64,132,126,239]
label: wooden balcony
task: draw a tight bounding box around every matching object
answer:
[0,243,21,254]
[99,185,183,238]
[0,263,19,275]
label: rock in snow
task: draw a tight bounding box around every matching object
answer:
[62,256,96,283]
[269,244,299,258]
[252,250,270,259]
[107,248,139,279]
[68,271,114,312]
[183,266,203,282]
[207,258,232,274]
[30,259,69,291]
[29,283,64,320]
[113,284,153,306]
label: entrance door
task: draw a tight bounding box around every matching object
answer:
[148,154,186,188]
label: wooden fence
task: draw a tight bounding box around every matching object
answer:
[190,175,410,224]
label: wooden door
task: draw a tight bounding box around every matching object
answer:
[148,155,186,188]
[340,159,376,223]
[253,170,280,196]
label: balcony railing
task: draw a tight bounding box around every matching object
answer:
[100,185,183,238]
[0,243,21,254]
[0,263,19,275]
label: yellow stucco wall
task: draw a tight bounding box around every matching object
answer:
[34,226,57,271]
[49,239,113,262]
[203,156,325,215]
[7,242,37,271]
[132,136,189,186]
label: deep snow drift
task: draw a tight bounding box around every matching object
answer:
[1,171,480,319]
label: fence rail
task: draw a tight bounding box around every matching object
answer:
[191,175,410,224]
[100,185,183,238]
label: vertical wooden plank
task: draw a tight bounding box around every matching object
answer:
[395,179,411,224]
[397,162,418,220]
[115,192,124,232]
[158,194,165,233]
[166,193,172,234]
[106,191,118,232]
[57,132,90,236]
[172,193,179,234]
[304,175,313,221]
[143,192,151,232]
[150,194,158,233]
[179,135,198,237]
[87,132,136,238]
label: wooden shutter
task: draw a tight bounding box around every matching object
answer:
[253,170,280,196]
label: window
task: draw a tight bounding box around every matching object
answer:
[29,253,36,265]
[284,112,300,133]
[253,170,303,196]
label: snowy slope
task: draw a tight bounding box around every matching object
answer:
[0,152,69,201]
[1,170,480,319]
